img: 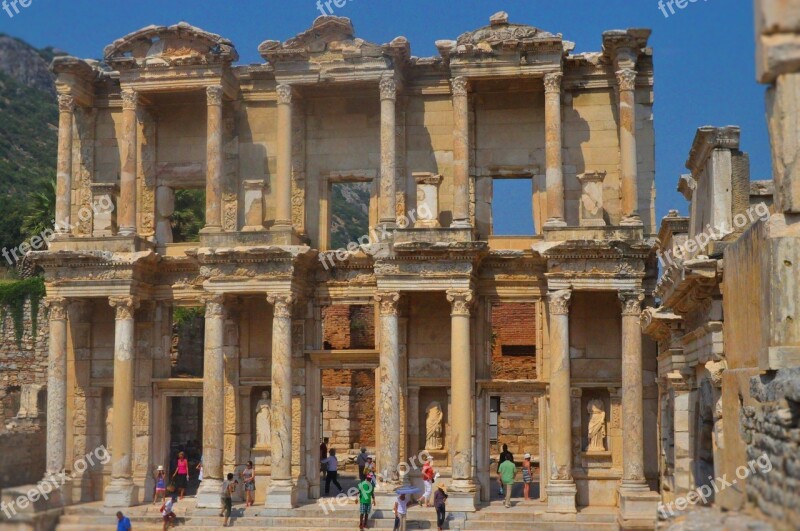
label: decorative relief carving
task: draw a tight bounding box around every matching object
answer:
[616,68,637,92]
[446,289,474,316]
[276,84,293,105]
[619,290,645,316]
[120,89,138,110]
[206,85,224,106]
[543,72,563,94]
[379,75,397,100]
[58,94,75,113]
[45,297,69,321]
[109,296,140,320]
[204,294,226,318]
[548,289,572,315]
[267,294,294,318]
[374,291,400,316]
[451,76,468,97]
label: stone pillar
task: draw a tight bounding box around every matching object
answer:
[265,294,296,509]
[196,294,225,508]
[374,292,401,494]
[104,296,139,507]
[407,386,421,460]
[202,85,224,232]
[273,85,294,232]
[446,289,478,511]
[451,77,471,228]
[616,69,641,226]
[546,289,577,513]
[118,90,138,236]
[45,298,69,477]
[379,75,398,227]
[543,72,566,227]
[56,94,75,233]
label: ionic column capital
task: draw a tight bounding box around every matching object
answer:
[120,88,139,111]
[446,289,474,316]
[57,94,75,113]
[451,76,468,98]
[547,289,572,315]
[276,84,294,105]
[379,75,398,101]
[45,297,69,320]
[543,72,563,94]
[206,85,224,106]
[615,68,638,92]
[267,293,294,318]
[375,291,401,316]
[109,296,140,320]
[619,290,645,316]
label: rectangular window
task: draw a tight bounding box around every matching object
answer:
[501,345,536,357]
[489,396,500,443]
[492,178,534,235]
[329,181,371,250]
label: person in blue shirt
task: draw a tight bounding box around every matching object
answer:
[116,511,132,531]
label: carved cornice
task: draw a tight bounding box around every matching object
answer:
[206,85,223,106]
[120,89,138,111]
[547,289,571,315]
[276,84,293,105]
[45,297,69,321]
[615,68,637,91]
[543,72,563,94]
[451,76,468,98]
[109,296,140,320]
[267,293,294,318]
[379,75,397,101]
[57,94,75,113]
[446,289,474,316]
[374,291,401,316]
[619,289,645,316]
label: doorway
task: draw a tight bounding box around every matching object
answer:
[168,396,203,496]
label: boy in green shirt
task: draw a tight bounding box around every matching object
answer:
[357,474,375,529]
[498,459,517,508]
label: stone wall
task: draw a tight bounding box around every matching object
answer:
[492,395,539,458]
[321,369,375,450]
[0,424,46,487]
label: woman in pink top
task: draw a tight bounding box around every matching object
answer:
[172,451,189,500]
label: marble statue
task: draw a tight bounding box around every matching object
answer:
[255,390,271,448]
[105,404,114,451]
[587,398,607,452]
[425,401,444,450]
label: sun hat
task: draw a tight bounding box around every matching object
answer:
[437,482,447,491]
[524,453,531,459]
[157,465,164,471]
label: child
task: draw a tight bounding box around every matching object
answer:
[356,475,375,530]
[221,473,237,528]
[160,495,177,530]
[153,465,167,505]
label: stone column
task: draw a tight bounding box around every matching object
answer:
[56,95,75,233]
[407,386,420,460]
[204,85,224,232]
[451,77,471,228]
[546,289,576,513]
[374,292,401,491]
[196,294,225,508]
[273,85,294,232]
[446,289,477,511]
[118,90,138,236]
[379,75,398,227]
[619,290,646,489]
[617,69,641,226]
[104,296,139,507]
[265,294,296,509]
[543,72,566,227]
[45,298,69,477]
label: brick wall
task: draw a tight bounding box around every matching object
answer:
[491,303,537,380]
[322,305,375,350]
[321,369,375,449]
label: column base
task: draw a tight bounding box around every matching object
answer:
[449,220,472,229]
[544,217,568,228]
[103,478,137,508]
[618,481,660,530]
[196,478,223,509]
[546,479,577,514]
[264,478,296,509]
[199,225,223,234]
[620,215,643,227]
[445,481,478,512]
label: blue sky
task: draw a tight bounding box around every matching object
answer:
[1,0,769,231]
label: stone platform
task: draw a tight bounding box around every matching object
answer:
[53,498,621,530]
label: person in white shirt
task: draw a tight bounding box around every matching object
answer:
[393,492,418,531]
[323,448,343,495]
[161,495,177,530]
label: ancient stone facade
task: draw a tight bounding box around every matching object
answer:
[24,11,664,528]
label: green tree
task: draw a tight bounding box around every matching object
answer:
[21,177,56,242]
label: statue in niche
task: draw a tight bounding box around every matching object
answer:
[105,404,114,452]
[586,398,607,452]
[255,390,271,448]
[425,401,444,451]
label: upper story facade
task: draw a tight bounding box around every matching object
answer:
[49,12,656,257]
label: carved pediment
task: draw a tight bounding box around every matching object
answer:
[104,22,238,69]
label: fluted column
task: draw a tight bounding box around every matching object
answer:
[265,293,296,508]
[55,95,74,233]
[196,294,225,508]
[45,298,68,476]
[543,72,566,227]
[379,75,398,227]
[118,90,138,236]
[273,85,294,231]
[617,69,641,226]
[375,291,401,488]
[104,296,139,507]
[546,289,576,513]
[451,77,471,228]
[620,290,647,491]
[204,85,224,232]
[446,290,477,499]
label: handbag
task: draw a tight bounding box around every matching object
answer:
[166,481,176,493]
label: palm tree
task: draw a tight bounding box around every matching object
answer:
[21,177,56,244]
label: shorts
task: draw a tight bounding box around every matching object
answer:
[244,481,255,492]
[162,512,175,522]
[222,497,232,517]
[360,503,371,515]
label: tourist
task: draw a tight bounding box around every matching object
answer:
[393,493,411,531]
[221,472,236,527]
[116,511,132,531]
[421,457,435,507]
[160,495,177,530]
[241,460,256,507]
[521,453,533,501]
[498,455,517,509]
[433,483,448,531]
[356,474,375,530]
[153,465,167,505]
[364,456,376,483]
[172,452,189,500]
[320,437,329,481]
[323,448,343,495]
[356,447,369,480]
[497,444,514,496]
[196,455,203,483]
